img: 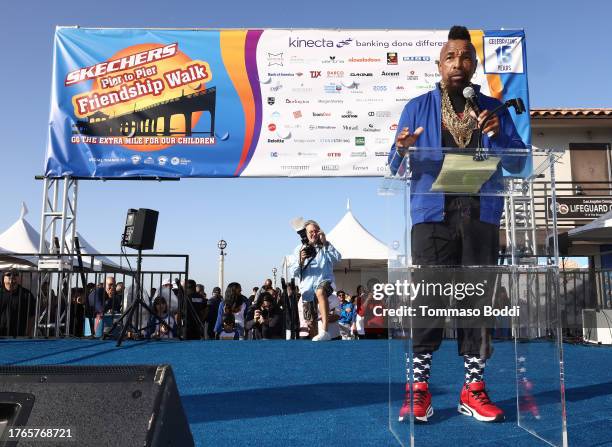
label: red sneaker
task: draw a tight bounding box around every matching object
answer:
[458,381,505,422]
[398,382,433,422]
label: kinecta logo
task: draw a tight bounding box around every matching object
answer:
[288,37,353,48]
[341,111,358,118]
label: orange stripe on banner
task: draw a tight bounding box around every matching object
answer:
[220,30,254,171]
[470,30,503,101]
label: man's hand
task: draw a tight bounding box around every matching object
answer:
[477,110,500,138]
[299,248,309,263]
[318,231,327,246]
[395,127,424,156]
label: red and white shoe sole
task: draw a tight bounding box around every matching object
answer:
[398,405,433,423]
[458,403,504,422]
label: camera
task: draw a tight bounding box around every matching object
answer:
[291,217,316,260]
[297,227,317,258]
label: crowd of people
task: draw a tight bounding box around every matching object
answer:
[177,278,389,341]
[0,267,388,340]
[128,276,389,341]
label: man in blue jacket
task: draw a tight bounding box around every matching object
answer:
[389,26,526,424]
[288,220,342,341]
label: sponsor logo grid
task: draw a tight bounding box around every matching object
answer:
[248,30,523,176]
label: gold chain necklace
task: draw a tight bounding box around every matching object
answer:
[440,84,477,148]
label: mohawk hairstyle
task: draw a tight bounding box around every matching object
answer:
[448,25,471,41]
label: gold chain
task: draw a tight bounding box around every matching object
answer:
[440,84,477,148]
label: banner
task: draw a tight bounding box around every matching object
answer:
[45,28,530,178]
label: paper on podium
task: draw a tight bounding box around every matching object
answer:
[431,154,501,193]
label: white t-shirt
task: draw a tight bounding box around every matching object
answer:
[219,330,238,340]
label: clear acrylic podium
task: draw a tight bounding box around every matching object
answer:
[380,147,568,447]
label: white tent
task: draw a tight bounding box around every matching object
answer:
[327,199,390,264]
[0,203,41,269]
[0,203,122,272]
[327,200,390,293]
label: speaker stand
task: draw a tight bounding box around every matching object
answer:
[104,249,170,346]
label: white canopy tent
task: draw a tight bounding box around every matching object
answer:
[0,204,42,270]
[327,200,390,294]
[0,203,122,272]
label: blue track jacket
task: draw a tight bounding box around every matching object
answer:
[388,84,527,226]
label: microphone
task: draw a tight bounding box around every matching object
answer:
[462,86,482,117]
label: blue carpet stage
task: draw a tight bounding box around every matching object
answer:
[1,340,610,447]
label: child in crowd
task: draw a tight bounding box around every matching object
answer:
[218,313,240,340]
[147,296,177,339]
[338,291,356,340]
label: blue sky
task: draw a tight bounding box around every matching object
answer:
[0,0,608,291]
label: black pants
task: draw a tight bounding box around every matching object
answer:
[411,197,498,359]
